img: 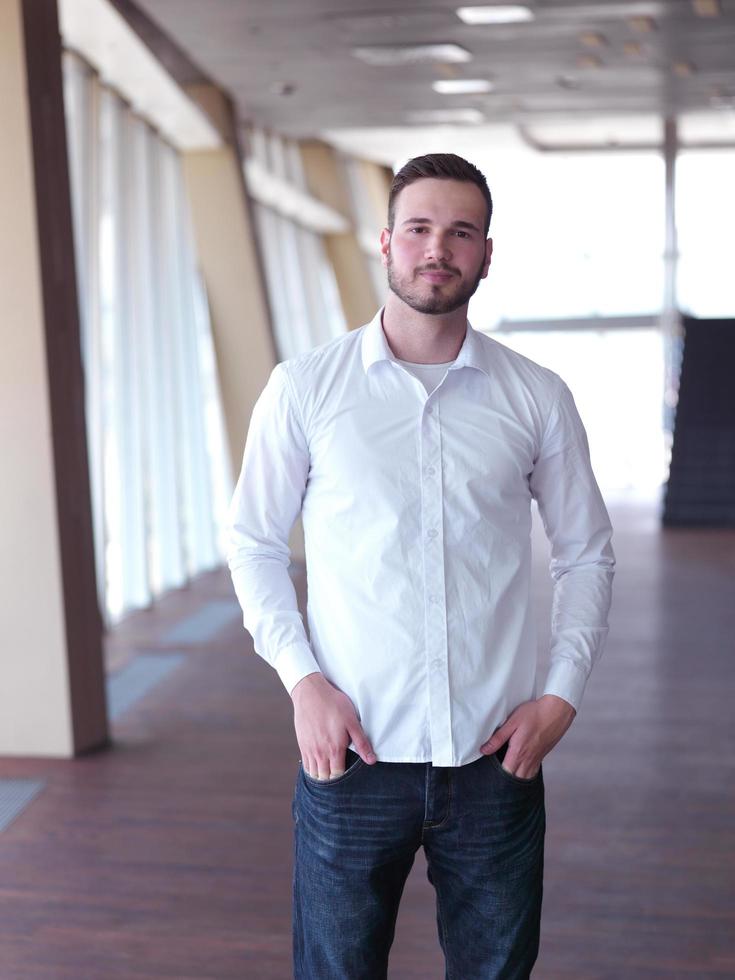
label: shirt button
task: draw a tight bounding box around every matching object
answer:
[432,659,442,670]
[429,594,440,603]
[426,406,433,415]
[426,466,436,476]
[427,528,438,539]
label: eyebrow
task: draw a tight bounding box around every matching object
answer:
[401,217,482,233]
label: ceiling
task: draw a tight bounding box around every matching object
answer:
[124,0,735,157]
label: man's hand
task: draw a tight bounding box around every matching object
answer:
[479,694,576,779]
[291,672,377,780]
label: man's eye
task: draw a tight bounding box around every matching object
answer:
[409,227,427,233]
[455,230,470,238]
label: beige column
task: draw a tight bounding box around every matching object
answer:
[0,0,107,757]
[181,86,277,480]
[179,88,310,560]
[356,158,393,237]
[300,140,380,330]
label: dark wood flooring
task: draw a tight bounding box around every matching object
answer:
[1,496,734,979]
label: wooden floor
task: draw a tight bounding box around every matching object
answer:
[1,494,734,979]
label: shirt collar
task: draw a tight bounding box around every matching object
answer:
[361,307,491,379]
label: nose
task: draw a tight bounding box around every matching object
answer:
[423,231,451,264]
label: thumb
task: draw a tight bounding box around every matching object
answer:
[348,722,377,765]
[480,726,508,754]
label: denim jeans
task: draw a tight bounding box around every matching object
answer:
[292,741,545,979]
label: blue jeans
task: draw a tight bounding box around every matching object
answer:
[292,742,545,979]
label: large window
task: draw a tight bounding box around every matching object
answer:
[676,149,735,318]
[465,150,665,329]
[458,147,670,498]
[494,328,667,495]
[62,50,231,625]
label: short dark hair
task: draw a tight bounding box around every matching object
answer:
[387,153,493,236]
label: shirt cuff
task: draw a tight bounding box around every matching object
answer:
[541,658,589,714]
[273,642,323,696]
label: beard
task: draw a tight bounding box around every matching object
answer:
[386,251,486,315]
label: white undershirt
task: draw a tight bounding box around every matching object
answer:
[395,357,456,396]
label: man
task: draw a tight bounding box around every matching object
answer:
[227,153,615,979]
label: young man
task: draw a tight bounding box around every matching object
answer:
[227,153,615,979]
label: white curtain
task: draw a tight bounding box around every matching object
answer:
[62,50,231,625]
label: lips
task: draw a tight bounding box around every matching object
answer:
[420,270,455,283]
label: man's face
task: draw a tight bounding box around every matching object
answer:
[380,178,493,316]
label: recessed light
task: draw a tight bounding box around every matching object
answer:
[577,54,602,69]
[432,78,494,94]
[628,15,657,33]
[406,108,485,124]
[692,0,721,17]
[579,32,608,48]
[456,5,534,25]
[352,43,472,66]
[672,60,696,77]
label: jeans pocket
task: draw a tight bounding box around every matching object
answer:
[491,743,542,784]
[300,747,364,786]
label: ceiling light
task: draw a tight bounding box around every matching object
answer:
[692,0,721,16]
[628,15,657,33]
[672,61,696,78]
[406,108,485,124]
[577,54,602,69]
[456,5,534,25]
[623,41,643,56]
[579,32,608,48]
[432,78,494,94]
[352,43,471,66]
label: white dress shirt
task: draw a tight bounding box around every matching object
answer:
[226,308,615,767]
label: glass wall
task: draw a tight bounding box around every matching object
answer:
[466,150,665,330]
[676,149,735,318]
[248,129,345,360]
[457,146,670,496]
[62,50,231,626]
[496,328,667,495]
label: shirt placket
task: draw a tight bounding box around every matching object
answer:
[420,395,452,766]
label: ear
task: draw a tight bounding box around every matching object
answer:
[481,237,493,280]
[379,227,391,268]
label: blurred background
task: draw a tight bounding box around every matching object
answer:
[1,1,733,977]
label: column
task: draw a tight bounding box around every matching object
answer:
[0,0,107,757]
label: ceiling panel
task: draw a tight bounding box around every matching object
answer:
[127,0,735,144]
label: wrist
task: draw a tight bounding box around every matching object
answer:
[538,693,576,718]
[290,670,325,702]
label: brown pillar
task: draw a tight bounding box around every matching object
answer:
[0,0,108,757]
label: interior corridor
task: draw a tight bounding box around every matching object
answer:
[1,494,733,979]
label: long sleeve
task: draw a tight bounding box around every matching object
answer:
[529,377,615,713]
[226,361,322,695]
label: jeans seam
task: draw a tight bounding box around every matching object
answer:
[293,820,303,978]
[435,878,453,980]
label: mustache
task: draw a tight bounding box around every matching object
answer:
[417,264,459,275]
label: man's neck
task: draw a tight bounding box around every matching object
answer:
[381,294,468,365]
